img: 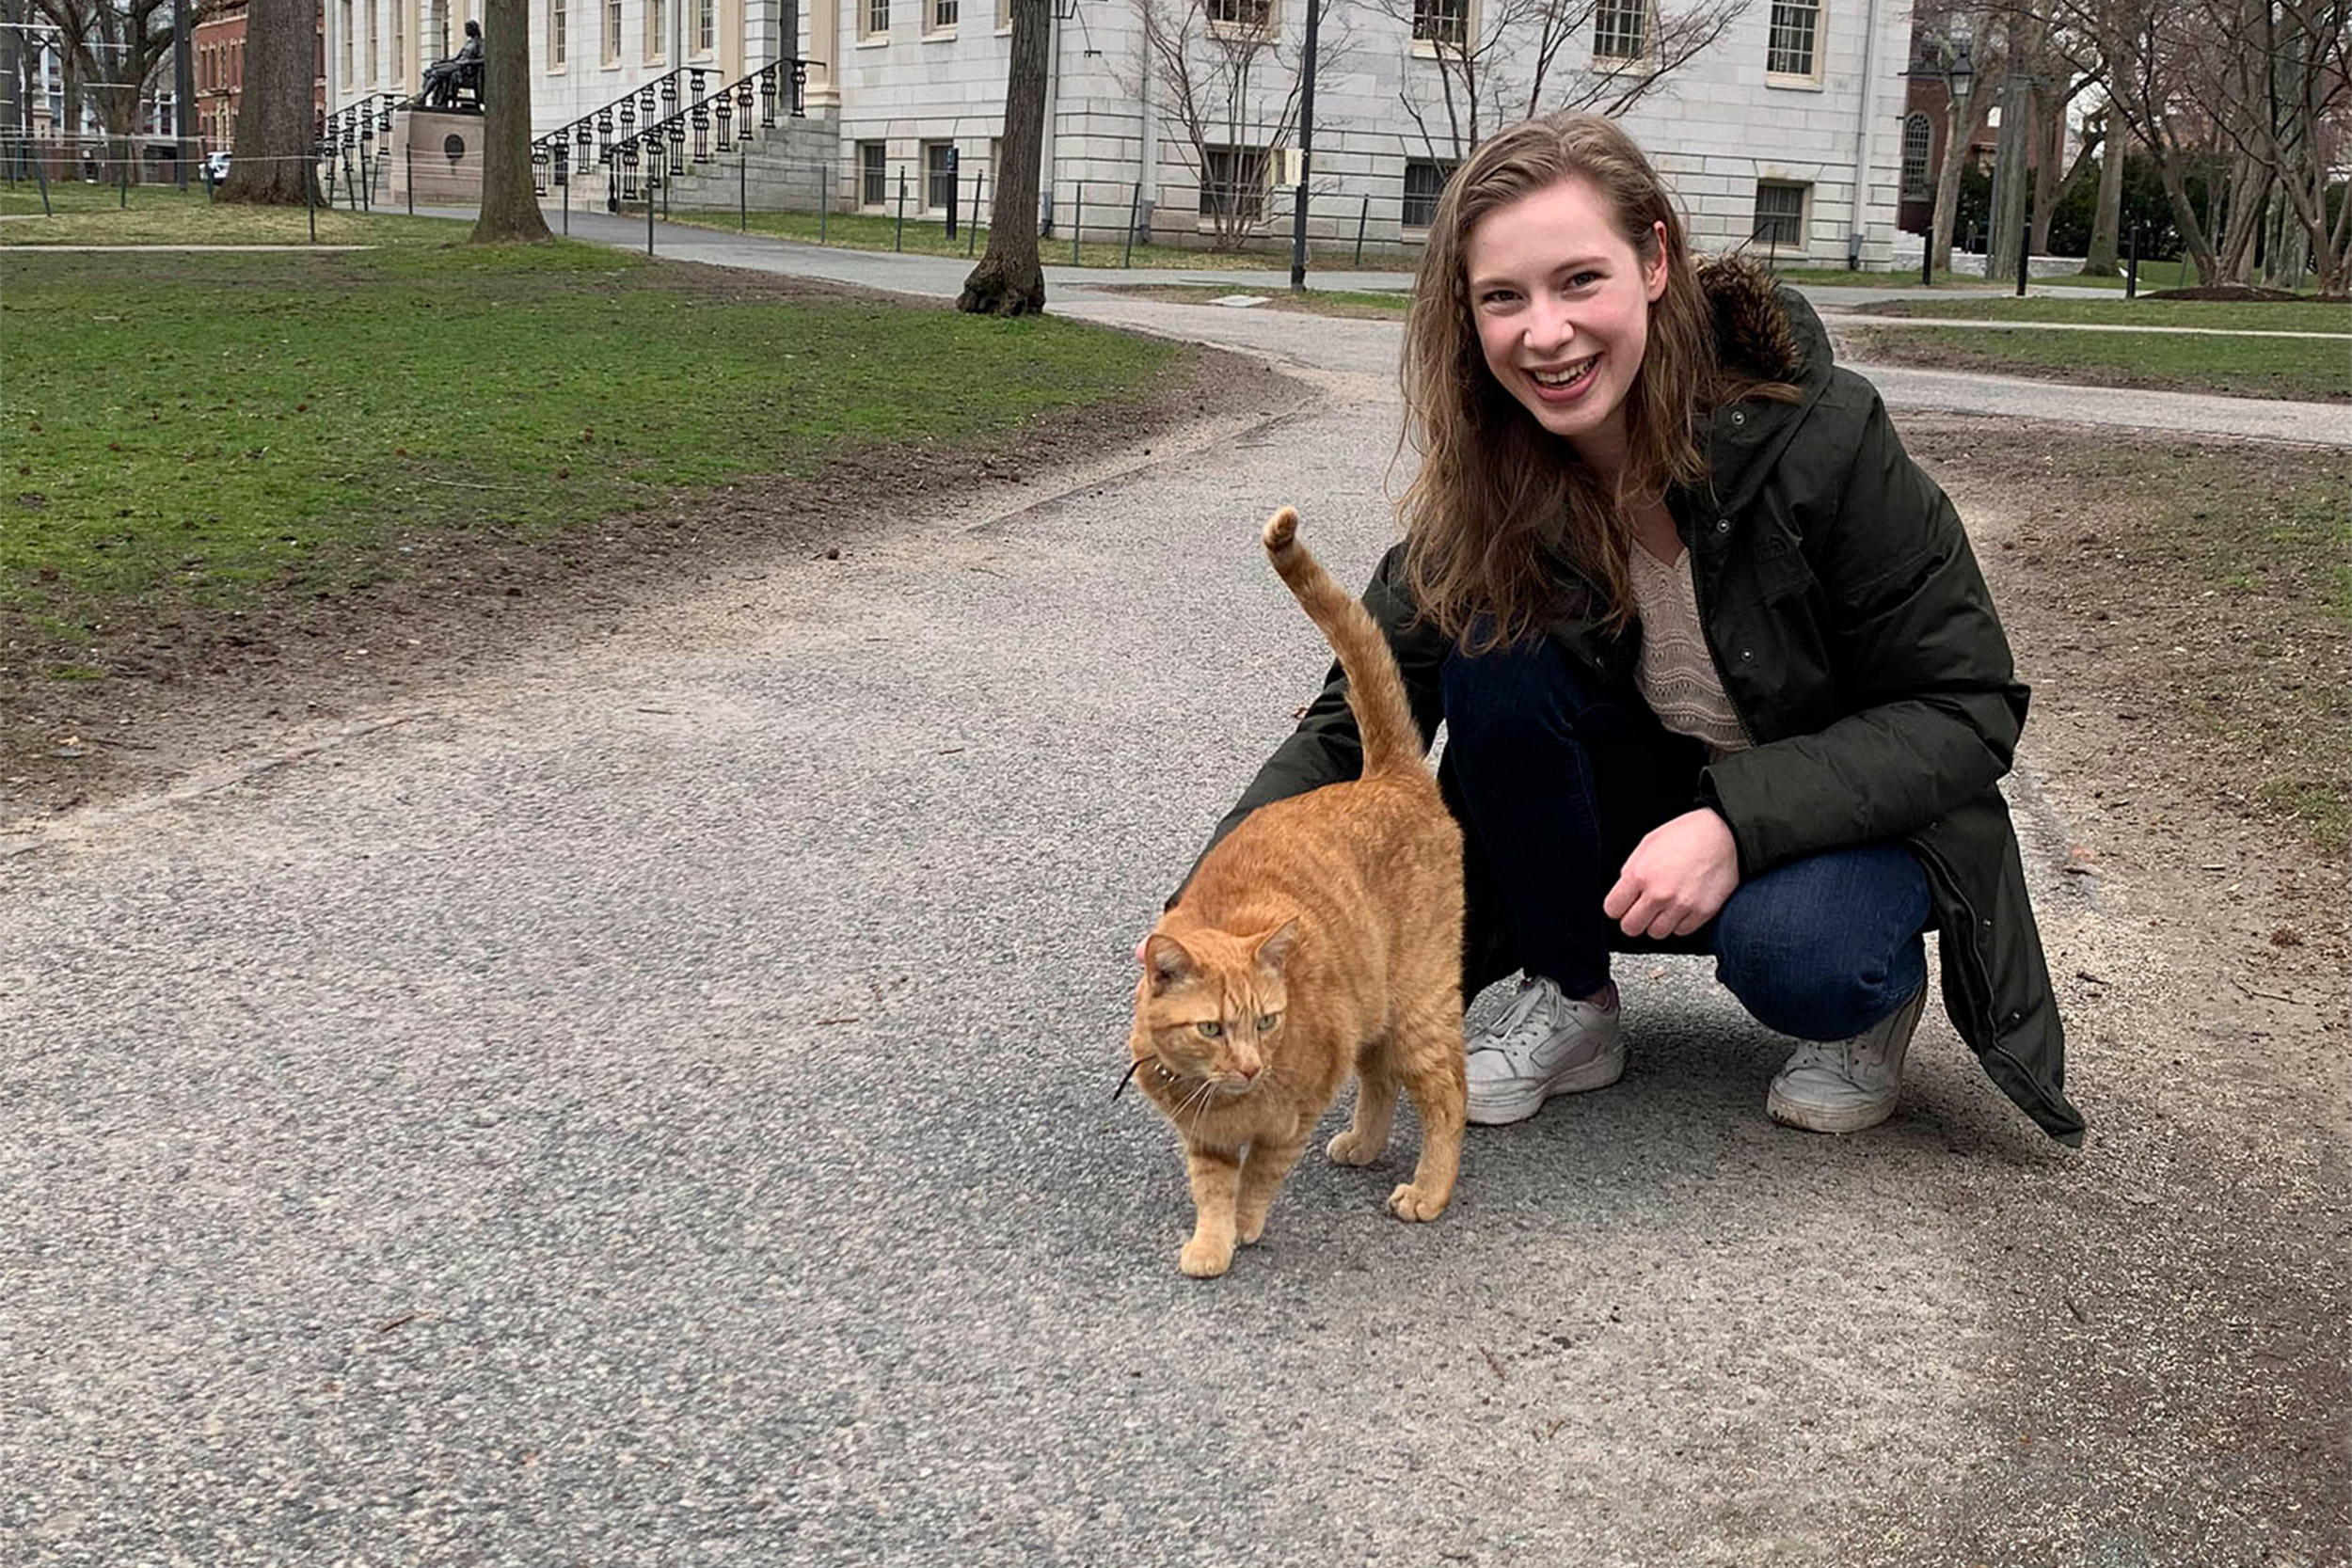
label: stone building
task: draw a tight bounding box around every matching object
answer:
[328,0,1916,262]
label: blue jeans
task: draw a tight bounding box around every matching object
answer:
[1440,634,1930,1042]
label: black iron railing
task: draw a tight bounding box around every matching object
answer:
[319,92,403,160]
[530,55,811,208]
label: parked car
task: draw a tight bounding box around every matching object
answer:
[205,151,230,184]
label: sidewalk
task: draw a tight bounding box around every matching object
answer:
[441,205,2352,449]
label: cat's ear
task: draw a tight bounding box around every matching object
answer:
[1253,920,1301,974]
[1143,933,1197,993]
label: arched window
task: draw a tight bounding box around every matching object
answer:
[1900,112,1931,197]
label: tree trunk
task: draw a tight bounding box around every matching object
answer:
[1927,92,1987,277]
[958,0,1050,315]
[219,0,322,204]
[472,0,552,241]
[2028,98,2064,256]
[2153,143,2220,281]
[2082,121,2125,274]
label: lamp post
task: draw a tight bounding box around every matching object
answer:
[1925,42,1973,285]
[1287,0,1321,292]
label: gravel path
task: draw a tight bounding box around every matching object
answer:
[3,213,2344,1565]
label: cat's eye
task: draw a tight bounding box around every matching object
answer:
[1196,1021,1223,1038]
[1257,1014,1280,1032]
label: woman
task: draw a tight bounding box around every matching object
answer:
[1183,114,2084,1146]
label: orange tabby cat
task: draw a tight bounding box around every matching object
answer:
[1129,507,1468,1278]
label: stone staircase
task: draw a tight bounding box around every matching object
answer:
[654,114,836,214]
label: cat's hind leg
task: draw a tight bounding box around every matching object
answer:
[1179,1145,1243,1277]
[1388,994,1468,1223]
[1327,1036,1400,1166]
[1234,1132,1310,1247]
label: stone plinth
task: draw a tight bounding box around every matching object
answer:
[388,109,485,206]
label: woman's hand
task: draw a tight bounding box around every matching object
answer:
[1604,809,1740,940]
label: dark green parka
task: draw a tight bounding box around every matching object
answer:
[1200,261,2085,1146]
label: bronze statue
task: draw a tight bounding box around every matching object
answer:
[419,20,484,110]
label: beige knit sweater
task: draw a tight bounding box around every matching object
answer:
[1629,543,1751,759]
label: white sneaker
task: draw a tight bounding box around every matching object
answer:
[1464,975,1627,1126]
[1765,985,1929,1134]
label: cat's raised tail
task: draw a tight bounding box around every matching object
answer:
[1262,507,1422,781]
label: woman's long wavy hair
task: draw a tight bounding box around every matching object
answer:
[1401,114,1734,651]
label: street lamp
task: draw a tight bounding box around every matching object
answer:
[1924,41,1974,284]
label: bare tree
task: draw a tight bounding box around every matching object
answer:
[1376,0,1747,162]
[2173,0,2351,293]
[2081,105,2127,271]
[1133,0,1347,249]
[30,0,178,180]
[471,0,550,240]
[217,0,317,203]
[1913,0,2007,274]
[961,0,1052,313]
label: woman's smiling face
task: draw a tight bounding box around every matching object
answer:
[1463,173,1670,477]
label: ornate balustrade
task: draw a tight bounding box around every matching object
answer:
[530,55,811,208]
[319,92,403,162]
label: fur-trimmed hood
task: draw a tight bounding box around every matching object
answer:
[1696,254,1824,388]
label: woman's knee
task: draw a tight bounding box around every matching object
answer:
[1714,846,1930,1039]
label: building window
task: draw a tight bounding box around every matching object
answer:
[930,0,957,24]
[392,0,405,76]
[1765,0,1819,77]
[1752,180,1807,249]
[1900,111,1931,196]
[859,140,887,206]
[1199,144,1269,222]
[923,141,958,208]
[648,0,665,58]
[548,0,565,65]
[864,0,888,35]
[603,0,621,60]
[1592,0,1646,62]
[695,0,715,51]
[340,0,354,84]
[366,0,377,83]
[1207,0,1271,31]
[995,0,1009,24]
[1412,0,1466,46]
[1402,157,1453,229]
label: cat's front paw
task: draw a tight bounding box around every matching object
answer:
[1179,1237,1234,1277]
[1387,1182,1451,1223]
[1327,1129,1383,1166]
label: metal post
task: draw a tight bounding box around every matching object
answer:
[1071,182,1081,265]
[2125,223,2138,299]
[174,0,193,191]
[967,166,981,257]
[307,157,316,241]
[648,158,656,254]
[895,166,906,251]
[740,149,747,230]
[1122,181,1138,267]
[119,161,127,206]
[1921,229,1933,286]
[1354,195,1367,268]
[406,145,415,214]
[33,149,49,215]
[1288,0,1321,291]
[819,173,829,243]
[945,146,959,243]
[2015,185,2030,296]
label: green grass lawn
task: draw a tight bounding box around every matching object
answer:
[0,188,469,246]
[0,236,1175,673]
[1846,325,2351,402]
[666,206,1425,272]
[1095,282,1413,317]
[1853,297,2350,334]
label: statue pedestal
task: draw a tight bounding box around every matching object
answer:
[389,108,486,207]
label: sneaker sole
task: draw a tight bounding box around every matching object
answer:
[1466,1042,1628,1126]
[1765,1083,1898,1134]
